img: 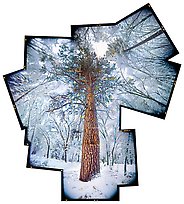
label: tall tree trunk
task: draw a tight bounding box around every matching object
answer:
[79,85,100,182]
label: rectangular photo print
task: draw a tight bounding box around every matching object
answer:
[62,129,138,201]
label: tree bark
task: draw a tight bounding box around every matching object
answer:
[79,85,100,182]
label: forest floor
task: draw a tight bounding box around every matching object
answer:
[63,162,136,199]
[30,156,136,199]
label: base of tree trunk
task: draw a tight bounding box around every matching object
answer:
[79,144,100,182]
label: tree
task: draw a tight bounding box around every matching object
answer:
[48,103,83,163]
[4,4,179,184]
[26,37,118,181]
[41,128,51,159]
[54,44,117,181]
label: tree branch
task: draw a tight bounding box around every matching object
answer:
[125,29,163,52]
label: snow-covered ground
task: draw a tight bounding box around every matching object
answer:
[63,163,136,199]
[30,156,136,199]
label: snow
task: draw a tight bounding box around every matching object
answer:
[63,163,136,199]
[30,155,136,199]
[30,155,68,169]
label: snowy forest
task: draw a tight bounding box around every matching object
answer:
[4,4,179,200]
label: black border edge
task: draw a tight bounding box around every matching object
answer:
[71,3,149,39]
[3,70,25,130]
[146,4,180,60]
[118,129,139,187]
